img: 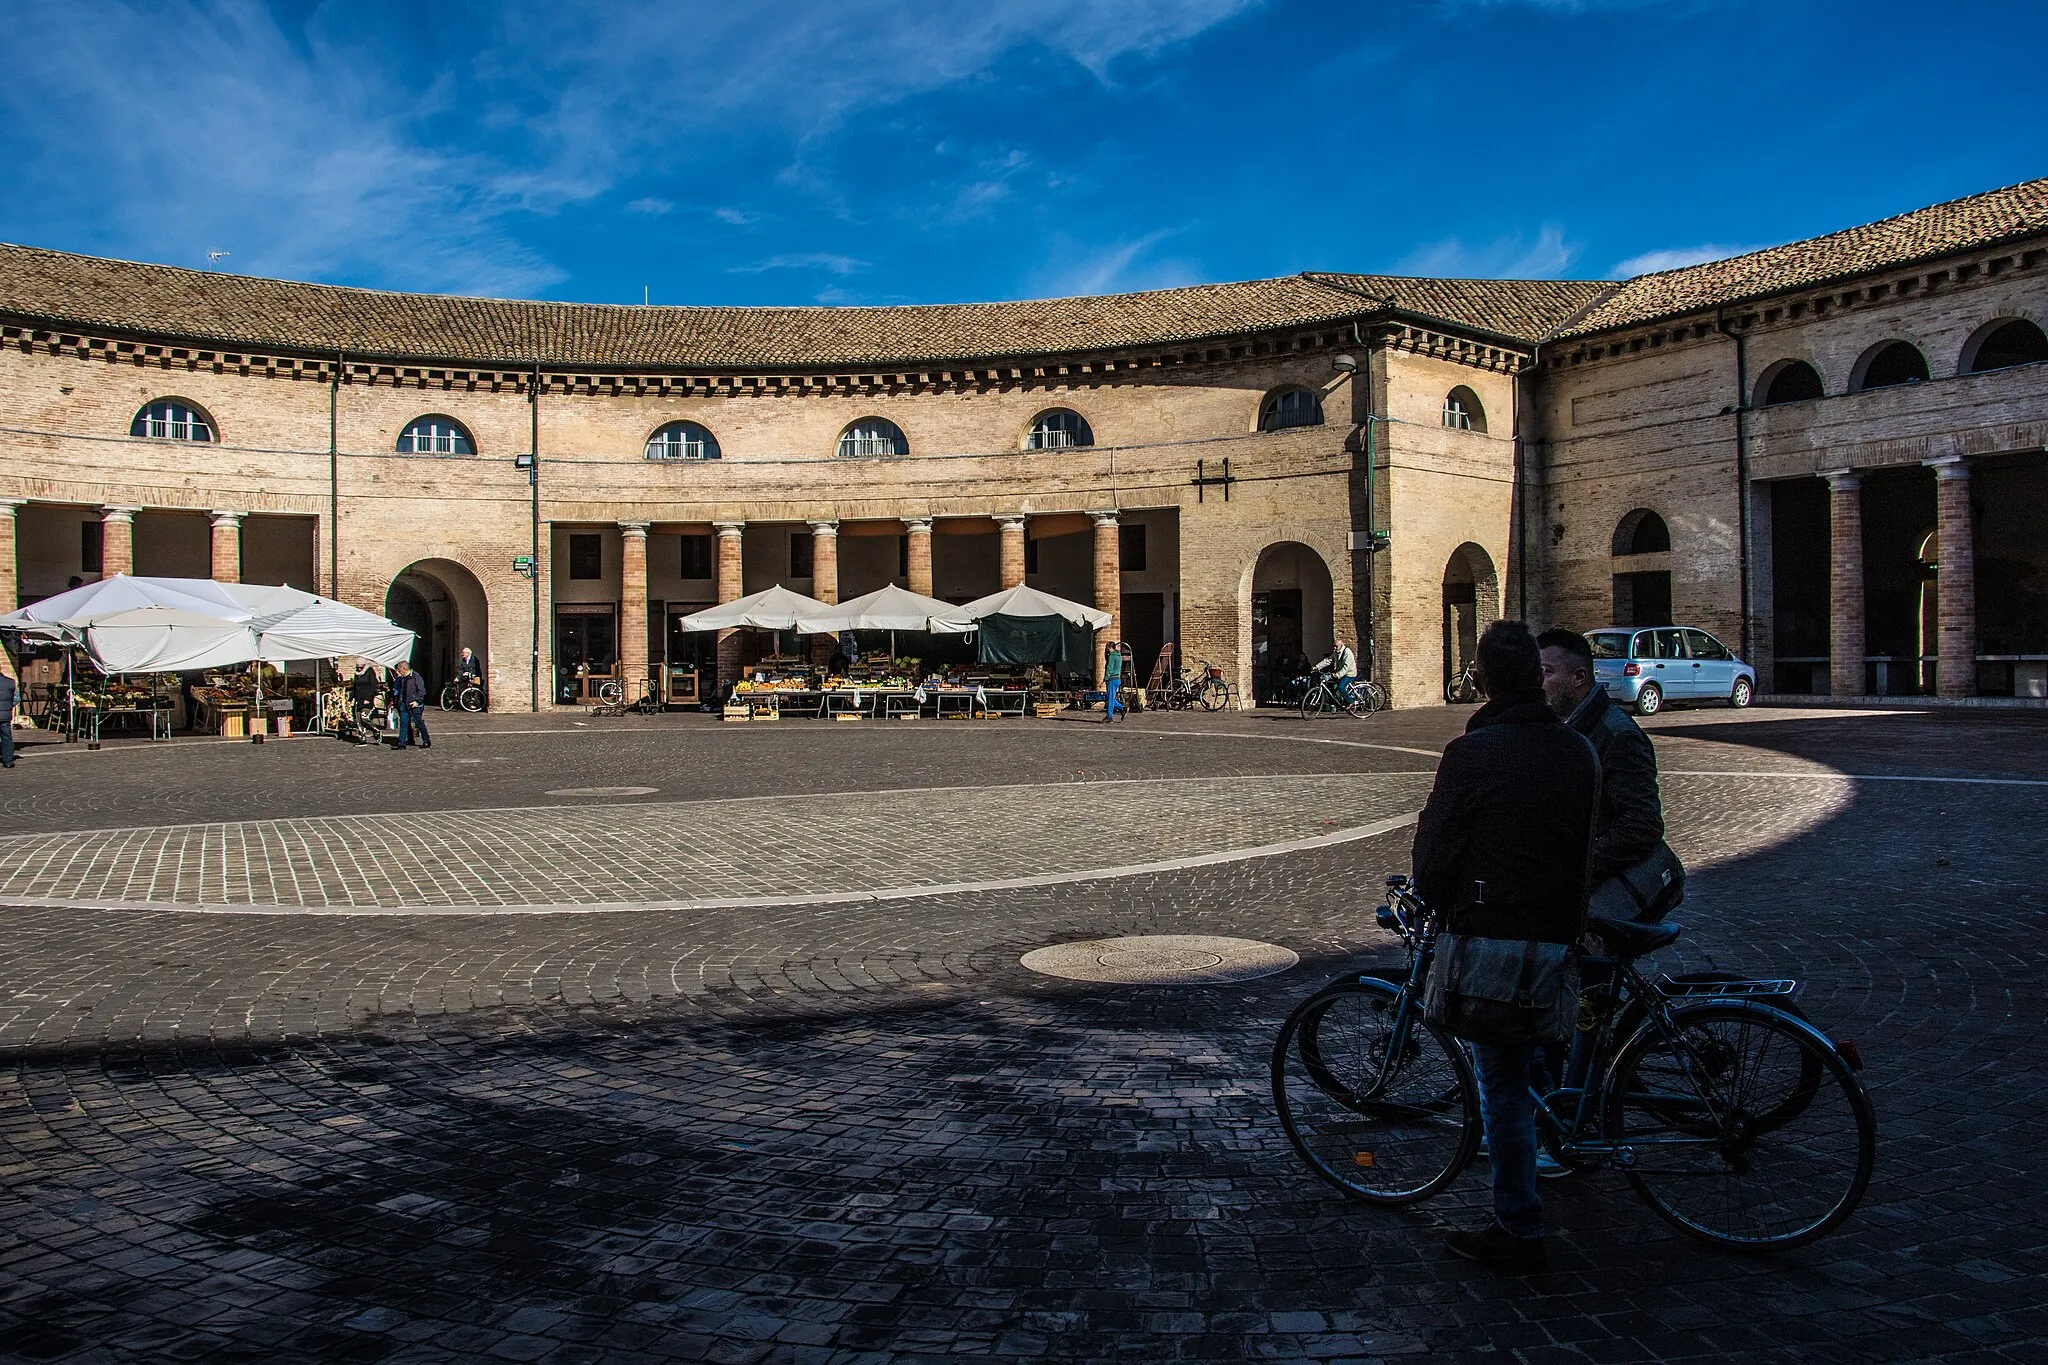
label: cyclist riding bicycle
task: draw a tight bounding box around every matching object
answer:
[1314,638,1359,706]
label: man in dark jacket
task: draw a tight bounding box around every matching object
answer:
[390,661,430,750]
[1537,629,1665,907]
[0,670,16,768]
[1413,620,1598,1270]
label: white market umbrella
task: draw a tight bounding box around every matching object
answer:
[0,575,255,640]
[81,607,262,673]
[794,584,963,635]
[676,584,830,633]
[249,597,415,669]
[931,584,1112,631]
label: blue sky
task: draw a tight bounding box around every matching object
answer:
[4,0,2044,307]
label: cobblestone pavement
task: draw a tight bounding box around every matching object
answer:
[0,707,2044,1362]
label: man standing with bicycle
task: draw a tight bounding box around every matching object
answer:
[1412,620,1598,1271]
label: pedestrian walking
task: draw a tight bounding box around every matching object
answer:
[1102,639,1126,722]
[0,669,16,768]
[1411,620,1599,1271]
[391,661,431,749]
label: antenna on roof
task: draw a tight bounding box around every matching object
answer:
[206,249,230,269]
[643,284,650,306]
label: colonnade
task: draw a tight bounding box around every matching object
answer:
[1822,456,1976,698]
[606,510,1125,702]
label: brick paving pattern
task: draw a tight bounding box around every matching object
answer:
[0,706,2043,1362]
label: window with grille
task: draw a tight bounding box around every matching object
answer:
[1119,523,1147,572]
[836,417,908,458]
[569,534,603,580]
[679,534,714,578]
[1027,409,1094,449]
[129,400,213,442]
[645,420,720,461]
[1442,386,1487,432]
[1258,388,1323,431]
[396,416,475,455]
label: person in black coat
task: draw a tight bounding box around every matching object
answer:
[1537,628,1665,897]
[1412,620,1598,1271]
[390,661,430,749]
[0,670,16,768]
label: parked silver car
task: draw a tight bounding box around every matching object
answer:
[1585,626,1756,716]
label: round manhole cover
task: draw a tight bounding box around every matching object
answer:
[544,786,660,798]
[1020,935,1298,985]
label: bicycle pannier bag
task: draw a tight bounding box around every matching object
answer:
[1424,933,1579,1045]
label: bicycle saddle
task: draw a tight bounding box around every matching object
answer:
[1585,916,1681,959]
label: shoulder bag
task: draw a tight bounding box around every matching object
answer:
[1424,933,1579,1045]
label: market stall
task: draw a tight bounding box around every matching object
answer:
[932,585,1113,709]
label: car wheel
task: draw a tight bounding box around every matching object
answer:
[1635,683,1662,717]
[1730,676,1753,708]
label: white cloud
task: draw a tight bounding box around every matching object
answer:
[1609,242,1773,278]
[1396,224,1578,279]
[713,207,762,226]
[728,252,866,276]
[1031,227,1197,298]
[626,197,673,216]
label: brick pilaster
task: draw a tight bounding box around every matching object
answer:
[996,514,1026,589]
[619,521,649,701]
[1092,510,1120,685]
[101,506,138,577]
[809,520,840,605]
[1928,458,1976,698]
[904,518,933,597]
[714,521,745,693]
[209,510,244,583]
[0,499,22,682]
[1825,471,1864,698]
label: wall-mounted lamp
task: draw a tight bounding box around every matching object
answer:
[1332,353,1358,374]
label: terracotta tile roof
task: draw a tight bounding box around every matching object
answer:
[1302,273,1613,343]
[1559,176,2048,339]
[0,244,1397,369]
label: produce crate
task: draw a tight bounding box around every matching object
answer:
[721,704,750,723]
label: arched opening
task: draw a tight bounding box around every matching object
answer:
[1961,318,2048,374]
[1851,340,1930,392]
[1442,543,1500,695]
[1024,408,1094,449]
[1442,385,1487,433]
[384,558,490,704]
[1610,509,1673,626]
[1250,541,1334,703]
[1756,358,1825,406]
[1611,508,1671,556]
[1916,527,1939,695]
[1258,387,1324,432]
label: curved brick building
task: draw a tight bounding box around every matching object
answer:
[2,176,2045,709]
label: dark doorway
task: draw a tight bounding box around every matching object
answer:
[386,581,433,683]
[554,607,617,704]
[1612,571,1672,628]
[1123,592,1165,691]
[1252,588,1303,702]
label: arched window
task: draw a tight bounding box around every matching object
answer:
[1962,318,2048,374]
[1259,387,1324,431]
[1026,408,1094,450]
[836,417,908,458]
[1852,340,1930,392]
[396,415,475,455]
[1442,385,1487,433]
[645,420,721,461]
[1758,359,1825,406]
[129,399,213,442]
[1612,509,1671,556]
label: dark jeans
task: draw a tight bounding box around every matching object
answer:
[395,703,430,747]
[1,703,13,765]
[1471,1040,1545,1238]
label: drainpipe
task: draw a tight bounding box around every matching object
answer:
[529,361,542,713]
[329,352,342,598]
[1512,343,1539,621]
[1351,320,1383,687]
[1714,311,1754,661]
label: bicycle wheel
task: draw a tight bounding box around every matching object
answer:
[459,685,485,713]
[1360,681,1389,713]
[1604,1001,1874,1251]
[1199,678,1229,711]
[596,680,623,705]
[1272,978,1479,1204]
[439,686,457,711]
[1297,684,1329,719]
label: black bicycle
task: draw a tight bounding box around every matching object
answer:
[440,680,485,712]
[1152,661,1231,712]
[1271,877,1875,1251]
[1299,664,1387,719]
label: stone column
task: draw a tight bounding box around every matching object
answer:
[0,500,22,682]
[996,514,1027,589]
[101,506,139,577]
[1091,510,1121,685]
[904,518,934,597]
[1825,471,1864,698]
[809,520,840,605]
[209,510,245,583]
[619,521,650,701]
[714,521,745,691]
[1928,457,1976,698]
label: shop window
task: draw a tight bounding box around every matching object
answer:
[1027,408,1094,449]
[897,535,909,577]
[790,531,813,578]
[569,533,603,580]
[1852,340,1929,392]
[1024,536,1039,575]
[1259,387,1323,431]
[1119,523,1147,572]
[837,417,908,458]
[1758,360,1824,406]
[396,415,474,455]
[1443,386,1487,433]
[646,420,720,460]
[81,520,103,574]
[1963,318,2048,374]
[679,534,713,578]
[129,399,213,442]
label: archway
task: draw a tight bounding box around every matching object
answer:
[1250,542,1335,703]
[1442,543,1500,693]
[384,559,490,702]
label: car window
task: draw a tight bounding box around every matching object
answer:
[1686,629,1733,661]
[1658,629,1691,659]
[1587,631,1631,660]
